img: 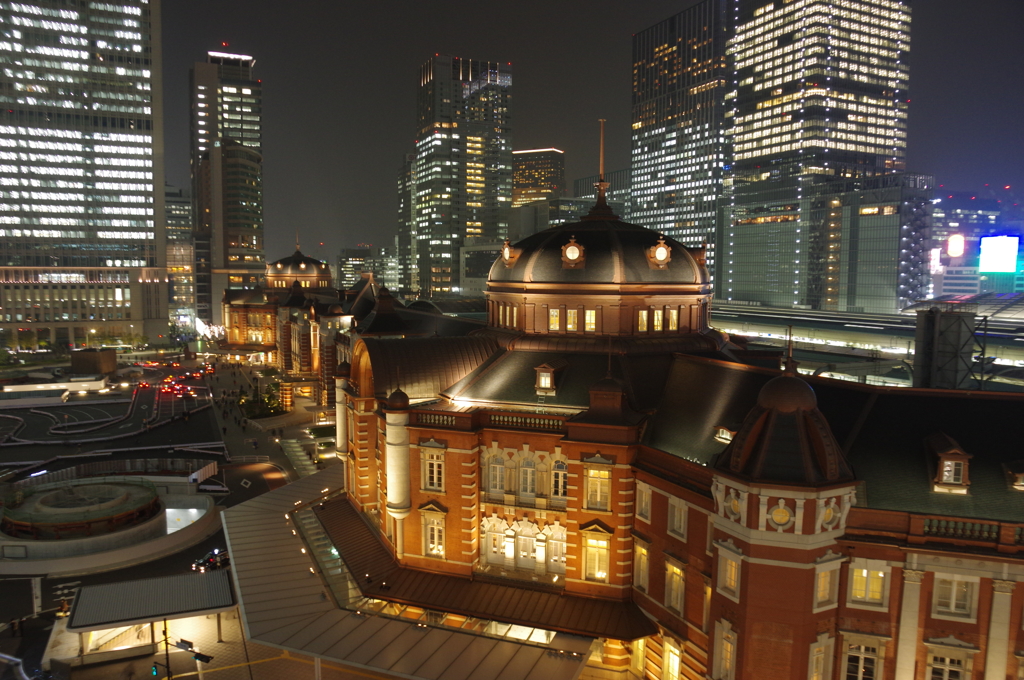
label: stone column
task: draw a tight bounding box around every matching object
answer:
[334,377,348,454]
[894,569,925,680]
[384,396,410,560]
[984,580,1015,680]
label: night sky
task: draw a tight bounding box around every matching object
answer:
[161,0,1024,263]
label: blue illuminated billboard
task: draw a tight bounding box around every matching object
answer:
[979,235,1020,273]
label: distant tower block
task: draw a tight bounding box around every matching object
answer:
[912,308,977,390]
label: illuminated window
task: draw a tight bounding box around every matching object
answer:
[668,308,678,330]
[653,309,663,331]
[849,561,887,608]
[549,308,560,331]
[713,622,737,680]
[666,561,685,613]
[663,639,681,680]
[586,468,610,510]
[719,555,740,598]
[566,309,578,331]
[941,460,963,484]
[585,309,596,331]
[537,371,552,389]
[585,535,610,582]
[426,518,444,557]
[638,309,648,332]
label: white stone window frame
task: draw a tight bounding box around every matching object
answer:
[923,636,978,679]
[715,540,743,604]
[712,619,738,680]
[664,556,686,616]
[840,631,889,680]
[421,509,446,560]
[421,448,445,493]
[807,632,834,680]
[662,636,681,680]
[667,496,687,541]
[812,554,844,613]
[846,557,892,612]
[930,572,980,624]
[583,527,612,583]
[633,537,650,593]
[583,464,612,512]
[636,481,651,522]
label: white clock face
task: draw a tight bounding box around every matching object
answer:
[655,245,669,261]
[565,245,580,260]
[503,246,511,260]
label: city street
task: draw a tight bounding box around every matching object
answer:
[0,359,326,679]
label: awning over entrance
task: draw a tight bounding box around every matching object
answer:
[67,570,235,631]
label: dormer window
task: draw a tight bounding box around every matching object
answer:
[534,360,567,396]
[1003,460,1024,490]
[927,432,972,495]
[714,426,735,444]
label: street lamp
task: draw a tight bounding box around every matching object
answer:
[89,328,96,348]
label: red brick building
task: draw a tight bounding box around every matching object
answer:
[325,198,1024,680]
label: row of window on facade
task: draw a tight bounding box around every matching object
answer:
[490,302,705,333]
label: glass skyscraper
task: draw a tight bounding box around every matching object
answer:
[0,0,165,349]
[723,0,923,314]
[630,0,730,266]
[512,148,564,208]
[408,55,511,297]
[190,51,262,325]
[165,182,194,329]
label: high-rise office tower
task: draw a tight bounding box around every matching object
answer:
[512,148,564,207]
[396,153,416,293]
[0,0,165,350]
[723,0,923,314]
[190,51,263,325]
[165,184,195,329]
[574,169,632,208]
[408,55,512,297]
[630,0,730,266]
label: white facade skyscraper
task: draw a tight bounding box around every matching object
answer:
[723,0,926,314]
[0,0,165,349]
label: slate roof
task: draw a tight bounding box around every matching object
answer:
[648,353,1024,523]
[68,570,234,630]
[360,336,499,400]
[315,497,658,641]
[488,217,707,285]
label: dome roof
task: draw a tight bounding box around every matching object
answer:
[488,217,707,287]
[714,373,854,486]
[757,375,817,413]
[267,249,329,277]
[386,388,410,411]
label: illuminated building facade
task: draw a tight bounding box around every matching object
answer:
[190,50,263,324]
[315,200,1024,679]
[165,183,194,328]
[0,0,167,348]
[630,0,730,267]
[408,55,512,297]
[397,152,417,293]
[723,0,922,314]
[512,148,565,208]
[575,168,632,208]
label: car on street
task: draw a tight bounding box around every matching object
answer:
[192,548,229,573]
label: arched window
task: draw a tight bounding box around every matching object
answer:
[552,461,568,499]
[520,458,536,496]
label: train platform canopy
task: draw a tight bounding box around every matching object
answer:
[903,293,1024,320]
[222,467,593,680]
[67,570,235,632]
